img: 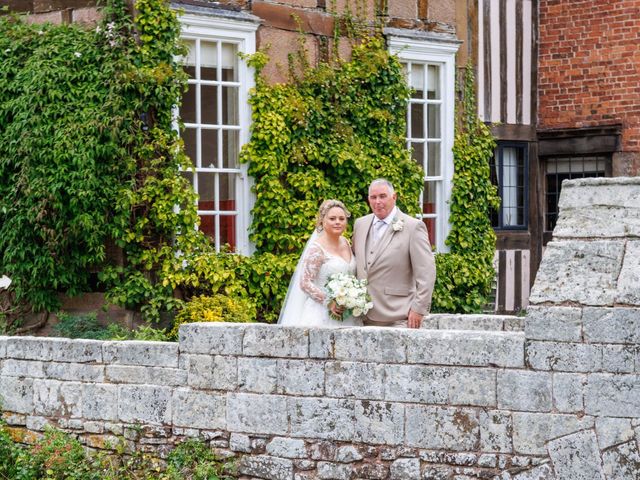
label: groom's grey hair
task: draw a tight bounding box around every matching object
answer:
[368,178,395,195]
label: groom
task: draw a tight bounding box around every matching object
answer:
[353,179,436,328]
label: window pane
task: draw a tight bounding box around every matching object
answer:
[199,213,216,239]
[423,181,437,214]
[410,103,424,139]
[219,173,236,207]
[201,129,219,168]
[182,127,198,166]
[201,41,218,81]
[411,142,424,167]
[181,83,197,124]
[222,86,239,126]
[427,104,440,138]
[181,170,193,185]
[198,172,217,208]
[220,214,236,249]
[221,43,238,81]
[427,65,440,99]
[201,85,218,125]
[427,142,440,177]
[223,130,239,169]
[423,218,436,248]
[410,64,424,98]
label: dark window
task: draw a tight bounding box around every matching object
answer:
[490,143,528,230]
[543,155,609,232]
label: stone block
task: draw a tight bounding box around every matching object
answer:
[106,365,186,386]
[595,417,635,450]
[616,241,640,305]
[384,365,496,407]
[103,341,178,367]
[524,306,582,342]
[289,397,355,441]
[237,357,278,393]
[243,325,309,358]
[583,307,640,344]
[547,430,605,480]
[390,457,420,480]
[266,437,307,458]
[52,339,103,363]
[601,440,640,480]
[230,433,252,452]
[46,362,104,382]
[552,373,585,413]
[71,6,101,25]
[277,359,324,396]
[6,337,60,361]
[601,345,635,373]
[183,354,236,390]
[333,328,407,363]
[317,461,351,480]
[407,330,524,368]
[585,373,640,417]
[405,405,479,451]
[83,383,118,421]
[172,388,226,430]
[557,177,640,212]
[512,412,594,455]
[118,385,172,424]
[227,393,288,435]
[309,329,335,359]
[498,371,552,412]
[432,313,513,331]
[526,341,601,372]
[1,359,45,378]
[33,379,82,417]
[479,410,513,453]
[0,376,33,414]
[179,323,246,355]
[512,463,555,479]
[335,445,362,462]
[26,415,50,431]
[528,240,625,306]
[0,336,6,358]
[354,462,388,479]
[353,400,404,445]
[239,455,294,480]
[477,453,497,467]
[325,361,385,400]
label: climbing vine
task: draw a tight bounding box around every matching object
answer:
[431,64,500,312]
[240,37,424,255]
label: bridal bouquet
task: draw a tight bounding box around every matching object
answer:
[325,273,373,320]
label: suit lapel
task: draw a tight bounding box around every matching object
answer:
[368,211,403,266]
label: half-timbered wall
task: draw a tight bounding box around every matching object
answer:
[477,0,536,126]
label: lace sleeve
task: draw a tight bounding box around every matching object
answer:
[300,243,327,305]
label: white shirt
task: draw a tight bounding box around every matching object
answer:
[372,207,398,243]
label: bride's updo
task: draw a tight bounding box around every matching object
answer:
[315,199,351,232]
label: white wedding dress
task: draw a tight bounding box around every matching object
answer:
[278,235,363,327]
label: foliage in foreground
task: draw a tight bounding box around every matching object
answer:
[0,422,235,480]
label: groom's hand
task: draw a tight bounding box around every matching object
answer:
[407,309,423,329]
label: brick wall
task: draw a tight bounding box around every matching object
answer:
[538,0,640,167]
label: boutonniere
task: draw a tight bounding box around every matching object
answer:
[391,218,404,232]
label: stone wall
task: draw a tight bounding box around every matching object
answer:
[1,177,640,479]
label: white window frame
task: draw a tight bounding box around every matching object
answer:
[388,33,459,252]
[178,11,258,254]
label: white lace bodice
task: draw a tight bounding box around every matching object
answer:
[300,241,356,304]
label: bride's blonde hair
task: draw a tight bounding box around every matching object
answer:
[315,199,350,232]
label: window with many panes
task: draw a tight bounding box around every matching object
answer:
[178,12,258,253]
[490,143,528,229]
[544,155,610,232]
[388,33,459,252]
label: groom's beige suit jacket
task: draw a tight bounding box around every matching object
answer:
[353,210,436,326]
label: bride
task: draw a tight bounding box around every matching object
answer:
[278,200,363,327]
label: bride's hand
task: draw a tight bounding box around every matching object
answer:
[329,301,344,319]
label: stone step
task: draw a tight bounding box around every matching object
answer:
[422,313,524,332]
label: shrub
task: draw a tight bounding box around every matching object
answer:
[171,294,255,338]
